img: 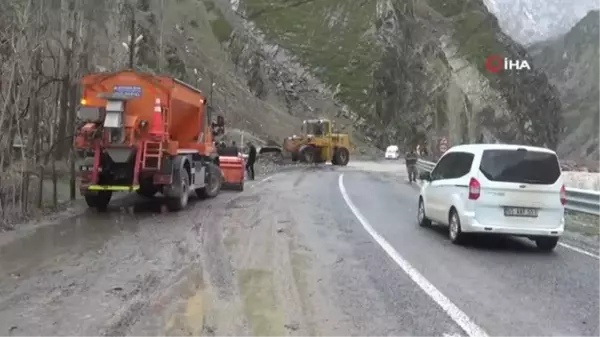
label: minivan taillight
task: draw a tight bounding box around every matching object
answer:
[468,177,480,200]
[560,184,567,205]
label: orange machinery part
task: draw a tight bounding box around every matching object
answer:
[219,156,245,185]
[80,70,215,155]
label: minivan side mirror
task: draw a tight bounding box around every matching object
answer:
[419,171,431,181]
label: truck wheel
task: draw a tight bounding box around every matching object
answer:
[331,150,339,165]
[334,147,350,166]
[196,163,222,199]
[84,194,97,208]
[85,191,111,212]
[136,185,157,198]
[166,170,190,212]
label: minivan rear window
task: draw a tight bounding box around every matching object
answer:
[479,149,561,184]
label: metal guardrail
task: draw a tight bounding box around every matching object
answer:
[416,159,600,216]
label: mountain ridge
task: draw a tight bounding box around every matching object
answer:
[230,0,562,154]
[483,0,598,45]
[528,10,599,167]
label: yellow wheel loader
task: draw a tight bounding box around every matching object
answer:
[282,119,351,166]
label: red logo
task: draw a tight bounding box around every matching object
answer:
[485,55,503,73]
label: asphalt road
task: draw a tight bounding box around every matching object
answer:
[0,161,597,336]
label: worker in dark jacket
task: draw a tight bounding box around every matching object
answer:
[405,148,418,183]
[246,141,257,180]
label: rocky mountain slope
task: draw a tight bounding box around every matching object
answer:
[528,10,599,167]
[137,0,379,152]
[483,0,598,45]
[225,0,562,155]
[0,0,573,159]
[11,0,375,153]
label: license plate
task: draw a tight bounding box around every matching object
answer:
[504,207,538,217]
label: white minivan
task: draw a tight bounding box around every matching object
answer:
[417,144,566,251]
[385,145,400,159]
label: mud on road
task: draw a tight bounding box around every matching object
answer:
[0,165,388,336]
[0,161,598,336]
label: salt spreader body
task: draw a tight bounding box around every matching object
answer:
[74,70,234,211]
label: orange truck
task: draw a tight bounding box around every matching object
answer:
[74,70,241,211]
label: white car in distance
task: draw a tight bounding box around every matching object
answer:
[417,144,566,251]
[385,145,400,159]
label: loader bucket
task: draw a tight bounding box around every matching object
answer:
[219,156,245,191]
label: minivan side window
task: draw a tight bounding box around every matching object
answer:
[431,153,455,180]
[444,152,474,179]
[479,149,561,184]
[431,153,452,180]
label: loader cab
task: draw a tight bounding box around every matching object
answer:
[302,119,332,137]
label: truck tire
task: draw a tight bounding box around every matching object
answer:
[85,191,112,212]
[166,170,190,212]
[136,188,157,198]
[196,163,222,199]
[331,149,338,165]
[137,181,158,198]
[84,194,97,208]
[334,147,350,166]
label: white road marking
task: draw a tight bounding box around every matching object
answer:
[558,242,599,259]
[338,173,488,337]
[244,175,272,189]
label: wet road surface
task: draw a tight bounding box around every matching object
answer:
[0,161,597,336]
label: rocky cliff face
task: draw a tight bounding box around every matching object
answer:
[529,10,600,166]
[225,0,562,154]
[483,0,598,45]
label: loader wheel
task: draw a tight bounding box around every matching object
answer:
[85,191,112,212]
[334,147,350,166]
[331,152,338,165]
[300,146,316,164]
[291,152,299,162]
[166,170,190,212]
[196,163,222,199]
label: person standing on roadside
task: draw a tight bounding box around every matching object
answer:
[405,148,418,183]
[246,141,257,180]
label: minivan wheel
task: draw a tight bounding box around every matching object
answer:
[535,237,559,252]
[417,198,431,227]
[448,209,466,245]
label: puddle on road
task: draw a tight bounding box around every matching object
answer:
[0,193,186,279]
[226,195,260,210]
[0,210,145,278]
